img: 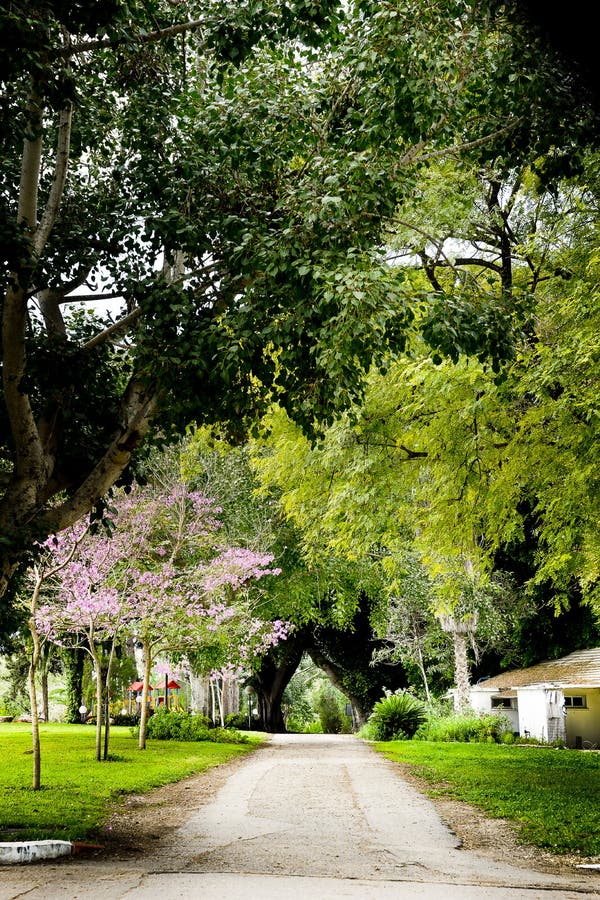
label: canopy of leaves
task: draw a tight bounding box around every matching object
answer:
[3,0,599,594]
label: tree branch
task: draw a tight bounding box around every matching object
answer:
[34,105,72,257]
[36,379,158,536]
[80,307,142,352]
[417,117,525,163]
[58,292,124,304]
[64,17,207,57]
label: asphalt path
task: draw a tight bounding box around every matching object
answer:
[1,734,599,899]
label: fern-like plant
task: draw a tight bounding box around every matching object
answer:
[368,691,427,741]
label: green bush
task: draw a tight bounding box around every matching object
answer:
[316,693,344,733]
[224,713,249,730]
[368,691,427,741]
[146,710,247,743]
[0,698,26,718]
[113,713,139,728]
[357,721,378,740]
[304,720,323,733]
[416,711,509,743]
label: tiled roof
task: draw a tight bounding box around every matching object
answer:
[474,648,600,690]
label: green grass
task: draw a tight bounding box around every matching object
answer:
[0,722,262,842]
[374,740,600,857]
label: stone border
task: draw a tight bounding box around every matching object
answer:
[0,840,73,865]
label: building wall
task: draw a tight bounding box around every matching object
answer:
[517,687,552,741]
[471,682,600,746]
[470,691,492,714]
[469,690,519,732]
[565,688,600,748]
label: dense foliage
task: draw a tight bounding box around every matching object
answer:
[365,691,427,741]
[416,712,510,744]
[146,709,248,743]
[3,0,597,602]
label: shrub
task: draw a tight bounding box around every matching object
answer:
[0,698,26,718]
[357,721,378,740]
[146,710,247,743]
[113,713,139,728]
[224,713,249,730]
[416,711,510,743]
[368,691,427,741]
[316,696,343,733]
[304,720,323,733]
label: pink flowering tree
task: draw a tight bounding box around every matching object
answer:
[131,548,286,745]
[36,526,133,762]
[22,523,90,788]
[36,460,290,753]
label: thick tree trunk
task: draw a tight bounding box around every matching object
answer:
[439,615,475,711]
[452,630,472,711]
[307,649,371,728]
[251,634,306,733]
[0,376,156,603]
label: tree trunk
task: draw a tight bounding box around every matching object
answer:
[415,643,432,704]
[452,629,471,711]
[307,649,371,728]
[439,614,475,711]
[28,628,42,791]
[251,635,306,733]
[63,647,85,723]
[90,646,103,762]
[103,638,118,760]
[40,664,49,723]
[138,641,152,750]
[27,569,44,790]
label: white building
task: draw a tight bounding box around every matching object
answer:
[467,648,600,748]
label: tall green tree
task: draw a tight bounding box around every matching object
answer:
[2,0,590,602]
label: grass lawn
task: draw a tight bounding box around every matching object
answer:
[374,740,600,857]
[0,722,262,843]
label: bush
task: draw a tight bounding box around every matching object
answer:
[0,698,26,718]
[146,710,248,743]
[357,721,378,740]
[113,713,139,728]
[368,691,427,741]
[304,720,323,733]
[311,681,353,734]
[224,713,249,730]
[316,694,344,733]
[416,711,510,743]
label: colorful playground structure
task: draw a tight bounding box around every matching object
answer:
[126,678,185,714]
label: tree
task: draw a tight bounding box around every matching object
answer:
[371,553,451,702]
[2,0,587,600]
[36,523,131,762]
[21,523,88,787]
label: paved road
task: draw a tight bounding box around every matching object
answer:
[1,734,599,898]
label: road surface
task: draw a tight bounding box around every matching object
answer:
[1,734,599,898]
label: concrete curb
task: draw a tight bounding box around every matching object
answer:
[0,840,73,865]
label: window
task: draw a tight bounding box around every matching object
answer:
[564,695,587,709]
[491,697,515,709]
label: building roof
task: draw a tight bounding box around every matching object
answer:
[473,648,600,691]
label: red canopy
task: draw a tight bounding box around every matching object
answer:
[166,680,180,690]
[128,681,153,692]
